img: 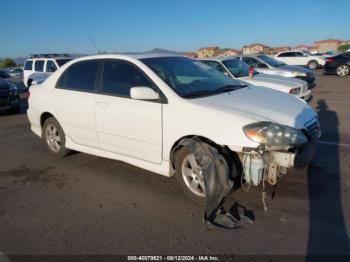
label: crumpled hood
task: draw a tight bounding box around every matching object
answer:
[193,86,317,129]
[240,73,307,92]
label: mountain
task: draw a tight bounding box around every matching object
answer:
[146,48,182,54]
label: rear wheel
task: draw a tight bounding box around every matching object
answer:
[336,65,349,77]
[42,117,70,157]
[308,60,318,70]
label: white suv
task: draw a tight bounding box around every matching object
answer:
[275,51,326,70]
[27,54,320,203]
[23,54,72,88]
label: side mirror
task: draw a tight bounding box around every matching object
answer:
[130,87,160,101]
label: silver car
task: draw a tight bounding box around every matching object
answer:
[235,54,316,89]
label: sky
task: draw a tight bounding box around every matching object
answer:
[1,0,350,57]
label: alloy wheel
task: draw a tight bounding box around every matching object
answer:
[337,65,349,77]
[45,123,61,153]
[181,154,205,197]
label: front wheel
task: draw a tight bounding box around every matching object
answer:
[174,139,235,205]
[336,65,349,77]
[42,117,70,157]
[308,60,318,70]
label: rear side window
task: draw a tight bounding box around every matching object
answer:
[101,60,152,97]
[58,60,99,92]
[46,60,57,72]
[34,60,45,72]
[278,52,294,57]
[24,60,33,70]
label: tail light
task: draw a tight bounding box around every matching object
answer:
[289,87,301,94]
[325,58,333,63]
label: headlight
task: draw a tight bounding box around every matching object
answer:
[290,71,307,77]
[289,87,301,94]
[243,122,308,147]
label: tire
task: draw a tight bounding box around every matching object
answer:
[174,139,238,205]
[336,65,349,77]
[42,117,70,157]
[308,60,318,70]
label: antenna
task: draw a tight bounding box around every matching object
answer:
[89,35,102,54]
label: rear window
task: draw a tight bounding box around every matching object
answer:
[24,60,33,70]
[34,60,45,72]
[58,60,98,92]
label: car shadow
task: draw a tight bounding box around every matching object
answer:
[307,99,350,257]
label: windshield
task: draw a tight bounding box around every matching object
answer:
[222,59,258,78]
[141,57,246,98]
[257,55,285,67]
[56,59,72,67]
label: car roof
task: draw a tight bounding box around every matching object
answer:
[68,53,183,62]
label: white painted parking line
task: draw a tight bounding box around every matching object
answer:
[317,140,350,147]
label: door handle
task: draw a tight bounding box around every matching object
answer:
[96,101,109,107]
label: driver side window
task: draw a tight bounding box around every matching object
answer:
[242,57,267,68]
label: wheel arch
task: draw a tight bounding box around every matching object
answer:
[40,112,55,128]
[169,135,238,170]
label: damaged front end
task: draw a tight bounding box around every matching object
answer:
[240,119,321,192]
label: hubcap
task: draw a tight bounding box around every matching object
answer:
[45,124,61,153]
[181,154,205,197]
[309,62,317,70]
[338,65,349,76]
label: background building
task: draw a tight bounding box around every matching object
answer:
[197,47,218,58]
[242,43,271,54]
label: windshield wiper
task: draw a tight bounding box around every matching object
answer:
[213,84,246,93]
[182,90,213,98]
[183,85,246,98]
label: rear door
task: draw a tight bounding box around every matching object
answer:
[276,52,297,65]
[52,60,99,148]
[95,59,162,163]
[295,52,309,66]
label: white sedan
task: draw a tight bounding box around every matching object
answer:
[27,54,320,205]
[199,57,311,101]
[274,51,326,70]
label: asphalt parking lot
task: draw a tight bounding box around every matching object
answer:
[0,72,349,257]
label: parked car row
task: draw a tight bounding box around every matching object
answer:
[234,54,316,88]
[27,53,321,205]
[199,57,311,100]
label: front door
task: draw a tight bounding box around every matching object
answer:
[95,59,162,164]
